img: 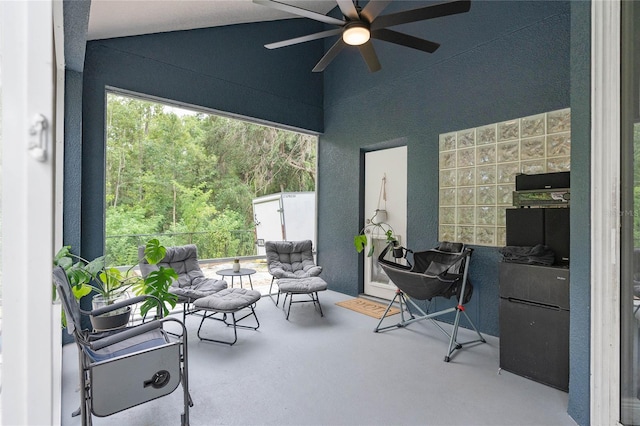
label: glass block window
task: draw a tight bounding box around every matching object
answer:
[438,108,571,247]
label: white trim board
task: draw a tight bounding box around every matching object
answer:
[590,1,621,424]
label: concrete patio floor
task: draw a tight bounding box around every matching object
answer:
[60,288,577,426]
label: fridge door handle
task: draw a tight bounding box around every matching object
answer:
[505,297,562,311]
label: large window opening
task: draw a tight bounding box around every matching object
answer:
[105,92,317,296]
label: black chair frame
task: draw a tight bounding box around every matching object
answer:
[373,242,486,362]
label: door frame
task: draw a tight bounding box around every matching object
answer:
[360,142,407,300]
[1,0,61,424]
[590,0,621,424]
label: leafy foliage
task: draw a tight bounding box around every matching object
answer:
[133,266,178,318]
[105,206,164,266]
[353,234,368,254]
[105,94,317,262]
[354,215,396,257]
[54,239,179,322]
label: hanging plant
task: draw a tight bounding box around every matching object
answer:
[354,174,397,256]
[354,210,396,257]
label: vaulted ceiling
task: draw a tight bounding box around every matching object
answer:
[88,0,336,40]
[65,0,336,72]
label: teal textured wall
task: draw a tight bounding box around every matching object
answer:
[317,0,571,336]
[80,20,325,263]
[315,1,590,423]
[567,2,591,424]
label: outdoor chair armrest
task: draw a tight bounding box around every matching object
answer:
[304,265,322,276]
[89,320,163,351]
[270,267,288,279]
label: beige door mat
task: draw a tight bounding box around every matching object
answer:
[335,297,400,319]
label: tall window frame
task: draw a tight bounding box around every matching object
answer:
[620,0,640,424]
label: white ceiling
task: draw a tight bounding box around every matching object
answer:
[87,0,337,40]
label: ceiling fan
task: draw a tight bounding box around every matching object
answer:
[253,0,471,73]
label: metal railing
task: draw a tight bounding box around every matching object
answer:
[105,230,256,266]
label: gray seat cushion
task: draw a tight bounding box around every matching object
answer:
[278,277,328,294]
[194,288,261,312]
[169,277,227,299]
[265,240,322,279]
[139,244,227,301]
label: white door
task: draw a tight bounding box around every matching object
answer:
[363,146,407,300]
[1,1,58,424]
[253,195,284,255]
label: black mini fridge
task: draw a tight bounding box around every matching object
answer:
[505,207,570,265]
[499,262,570,391]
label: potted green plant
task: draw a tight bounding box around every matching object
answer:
[54,238,178,330]
[353,209,397,257]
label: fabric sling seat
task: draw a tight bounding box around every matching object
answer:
[374,241,486,362]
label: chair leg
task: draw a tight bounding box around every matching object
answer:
[76,343,92,425]
[197,311,238,345]
[268,277,280,306]
[283,292,324,319]
[315,292,324,317]
[196,307,260,345]
[374,290,405,332]
[178,321,192,426]
[229,305,260,332]
[285,293,293,320]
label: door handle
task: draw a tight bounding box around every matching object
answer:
[28,114,48,162]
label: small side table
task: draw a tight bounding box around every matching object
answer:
[216,268,257,290]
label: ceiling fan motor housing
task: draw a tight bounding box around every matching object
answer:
[342,21,370,46]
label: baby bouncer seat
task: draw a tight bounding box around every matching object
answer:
[374,241,486,362]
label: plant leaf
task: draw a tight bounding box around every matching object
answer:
[53,246,72,263]
[66,267,92,287]
[84,256,106,277]
[144,238,167,265]
[99,267,125,295]
[53,246,74,269]
[354,234,368,253]
[71,283,92,299]
[137,266,178,318]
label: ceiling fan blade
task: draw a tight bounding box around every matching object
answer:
[253,0,345,26]
[312,38,347,72]
[371,0,471,30]
[360,1,391,23]
[372,28,440,53]
[265,28,342,49]
[358,41,381,72]
[336,0,359,20]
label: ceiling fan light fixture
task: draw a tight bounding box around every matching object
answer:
[342,22,370,46]
[255,0,472,72]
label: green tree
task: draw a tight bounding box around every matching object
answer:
[105,206,164,265]
[105,93,317,262]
